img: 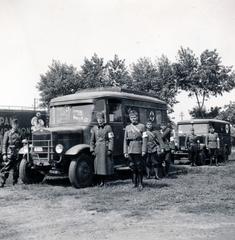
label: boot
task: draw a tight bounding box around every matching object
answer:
[146,167,151,179]
[98,177,105,187]
[132,173,138,188]
[153,168,160,180]
[137,173,144,191]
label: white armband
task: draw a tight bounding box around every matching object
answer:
[108,132,114,138]
[142,131,148,138]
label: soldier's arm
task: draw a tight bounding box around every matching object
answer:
[123,128,128,156]
[90,127,96,153]
[107,125,114,152]
[142,131,148,154]
[2,131,9,156]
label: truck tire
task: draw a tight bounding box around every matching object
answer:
[69,153,93,188]
[19,158,45,184]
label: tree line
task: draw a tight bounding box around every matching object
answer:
[37,47,235,124]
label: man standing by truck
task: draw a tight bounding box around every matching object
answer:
[142,120,164,179]
[124,110,145,190]
[90,112,114,187]
[207,127,220,166]
[0,119,22,187]
[185,128,199,166]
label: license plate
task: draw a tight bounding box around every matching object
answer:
[34,147,43,152]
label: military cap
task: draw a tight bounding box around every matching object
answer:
[96,112,105,119]
[128,110,138,117]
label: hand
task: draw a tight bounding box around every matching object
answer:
[124,153,129,158]
[2,155,7,161]
[107,150,112,156]
[161,148,165,153]
[91,151,96,157]
[142,152,146,157]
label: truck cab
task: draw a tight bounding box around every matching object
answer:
[175,119,232,164]
[19,87,167,188]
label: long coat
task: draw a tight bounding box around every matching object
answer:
[90,124,114,175]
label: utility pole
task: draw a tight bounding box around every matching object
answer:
[180,112,184,121]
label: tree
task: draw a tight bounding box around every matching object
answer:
[107,54,132,87]
[37,60,81,107]
[217,102,235,125]
[174,47,235,117]
[189,106,221,119]
[130,56,178,108]
[79,53,108,88]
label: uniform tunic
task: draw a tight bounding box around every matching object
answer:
[90,124,114,175]
[1,129,22,183]
[2,129,22,158]
[207,133,219,149]
[185,133,199,164]
[142,130,164,168]
[123,123,145,154]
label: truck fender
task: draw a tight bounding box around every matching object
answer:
[65,144,90,156]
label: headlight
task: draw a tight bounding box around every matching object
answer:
[55,144,64,154]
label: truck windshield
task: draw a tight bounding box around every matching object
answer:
[50,104,95,125]
[178,123,208,135]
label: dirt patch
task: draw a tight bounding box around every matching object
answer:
[0,162,235,240]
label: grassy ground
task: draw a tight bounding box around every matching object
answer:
[0,161,234,240]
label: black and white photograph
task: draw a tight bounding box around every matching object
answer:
[0,0,235,239]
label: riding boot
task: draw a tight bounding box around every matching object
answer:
[154,168,160,180]
[138,172,144,191]
[132,173,138,188]
[146,167,151,179]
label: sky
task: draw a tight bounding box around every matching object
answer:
[0,0,235,122]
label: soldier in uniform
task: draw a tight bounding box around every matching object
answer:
[161,123,174,177]
[90,112,114,187]
[123,110,145,190]
[0,119,22,187]
[142,120,164,179]
[185,128,199,166]
[207,127,220,166]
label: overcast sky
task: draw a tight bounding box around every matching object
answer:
[0,0,235,122]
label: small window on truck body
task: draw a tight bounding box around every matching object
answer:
[107,99,122,122]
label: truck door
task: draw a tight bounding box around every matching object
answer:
[107,99,124,159]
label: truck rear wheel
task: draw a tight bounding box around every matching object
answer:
[68,153,93,188]
[19,158,45,184]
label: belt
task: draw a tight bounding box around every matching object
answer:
[209,140,217,142]
[129,139,142,142]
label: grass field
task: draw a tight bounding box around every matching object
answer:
[0,161,234,240]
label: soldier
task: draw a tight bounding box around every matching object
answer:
[90,112,114,187]
[161,123,174,177]
[142,120,164,180]
[207,127,220,166]
[185,127,199,166]
[0,119,22,187]
[123,110,145,190]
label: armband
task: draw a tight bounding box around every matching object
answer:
[108,132,114,138]
[142,132,148,138]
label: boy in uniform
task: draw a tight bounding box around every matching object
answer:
[0,119,22,187]
[123,110,145,190]
[90,112,114,186]
[142,120,164,179]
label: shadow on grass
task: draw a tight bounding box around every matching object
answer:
[43,177,71,187]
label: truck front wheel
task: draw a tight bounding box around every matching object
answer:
[19,158,45,184]
[68,153,93,188]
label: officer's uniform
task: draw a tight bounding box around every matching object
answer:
[1,129,22,186]
[90,124,114,175]
[123,122,145,187]
[207,132,219,165]
[185,132,199,166]
[142,129,164,178]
